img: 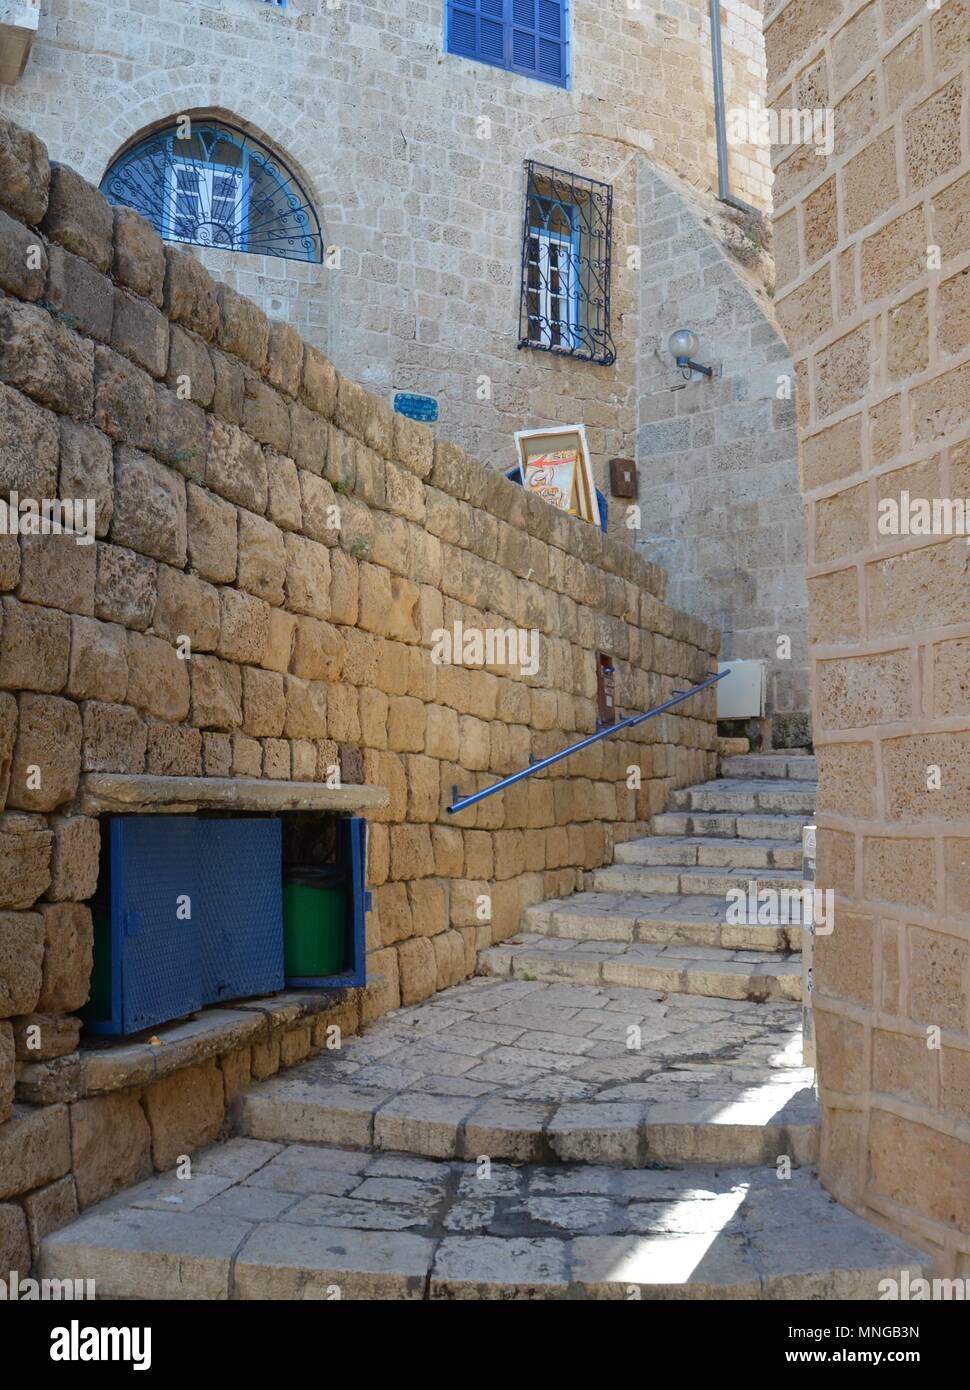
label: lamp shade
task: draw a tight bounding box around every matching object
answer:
[668,328,699,359]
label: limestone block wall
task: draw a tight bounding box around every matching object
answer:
[0,0,771,478]
[766,0,970,1273]
[0,117,719,1266]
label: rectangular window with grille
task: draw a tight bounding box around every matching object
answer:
[518,160,616,366]
[446,1,569,88]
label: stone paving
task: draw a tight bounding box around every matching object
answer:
[41,1137,924,1299]
[238,976,819,1166]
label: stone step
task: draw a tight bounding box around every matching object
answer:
[614,835,803,871]
[669,778,817,816]
[650,811,809,842]
[480,936,802,1004]
[591,863,809,898]
[716,735,750,757]
[524,892,802,952]
[721,754,817,780]
[40,1142,925,1300]
[225,974,819,1170]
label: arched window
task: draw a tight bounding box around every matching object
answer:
[101,119,322,264]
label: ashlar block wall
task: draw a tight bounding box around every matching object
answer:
[0,117,719,1270]
[767,0,970,1274]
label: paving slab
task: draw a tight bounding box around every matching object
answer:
[41,1150,924,1302]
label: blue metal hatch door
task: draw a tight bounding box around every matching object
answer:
[111,816,202,1035]
[197,818,284,1002]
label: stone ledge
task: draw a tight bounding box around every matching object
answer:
[74,774,389,815]
[78,990,350,1096]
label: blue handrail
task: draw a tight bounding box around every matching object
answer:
[446,668,729,815]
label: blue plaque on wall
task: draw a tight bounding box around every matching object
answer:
[394,392,438,423]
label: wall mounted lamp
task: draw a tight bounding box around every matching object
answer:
[668,328,714,380]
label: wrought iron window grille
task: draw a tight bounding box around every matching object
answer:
[518,159,615,366]
[101,119,322,264]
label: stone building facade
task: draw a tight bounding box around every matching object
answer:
[0,115,720,1260]
[767,0,970,1274]
[0,0,810,737]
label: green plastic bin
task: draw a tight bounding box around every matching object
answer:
[283,866,347,978]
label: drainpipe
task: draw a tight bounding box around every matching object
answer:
[709,0,761,218]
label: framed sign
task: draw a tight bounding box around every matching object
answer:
[513,424,597,523]
[393,392,439,423]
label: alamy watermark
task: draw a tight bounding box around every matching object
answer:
[727,98,833,158]
[0,494,97,546]
[725,881,834,933]
[877,492,970,541]
[431,620,540,677]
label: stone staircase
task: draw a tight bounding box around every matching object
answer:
[40,752,927,1298]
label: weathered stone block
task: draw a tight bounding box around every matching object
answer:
[93,345,156,449]
[70,1092,152,1208]
[163,246,219,341]
[22,1174,79,1251]
[125,631,191,721]
[284,532,331,618]
[265,320,303,397]
[0,812,51,909]
[146,720,203,776]
[243,372,290,453]
[12,1012,82,1062]
[112,445,188,566]
[0,205,47,300]
[283,675,328,738]
[95,543,157,630]
[191,655,243,731]
[7,693,81,812]
[186,482,237,584]
[18,533,96,617]
[47,814,100,902]
[241,667,285,737]
[36,902,92,1013]
[166,324,215,407]
[205,418,268,513]
[112,285,169,378]
[218,588,270,665]
[42,163,113,270]
[45,242,113,342]
[238,510,286,605]
[81,700,147,773]
[0,298,94,418]
[152,566,220,652]
[113,205,165,307]
[266,451,303,532]
[0,909,43,1018]
[202,731,232,777]
[59,418,112,538]
[301,345,338,419]
[289,399,328,475]
[232,734,262,778]
[0,117,50,224]
[262,738,290,779]
[291,615,344,682]
[0,597,68,693]
[0,381,58,495]
[300,470,340,543]
[216,282,269,372]
[397,935,436,1006]
[261,606,297,675]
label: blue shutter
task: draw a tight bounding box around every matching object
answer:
[447,0,568,88]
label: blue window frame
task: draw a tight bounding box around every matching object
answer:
[101,119,322,264]
[446,0,569,88]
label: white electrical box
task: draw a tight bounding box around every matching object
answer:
[717,659,767,719]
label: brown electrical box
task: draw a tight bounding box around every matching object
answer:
[597,653,616,726]
[608,457,638,498]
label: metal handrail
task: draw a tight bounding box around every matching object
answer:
[446,668,729,816]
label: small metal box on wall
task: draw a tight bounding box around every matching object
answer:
[608,457,638,498]
[596,653,616,726]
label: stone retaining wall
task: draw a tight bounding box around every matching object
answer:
[0,116,719,1271]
